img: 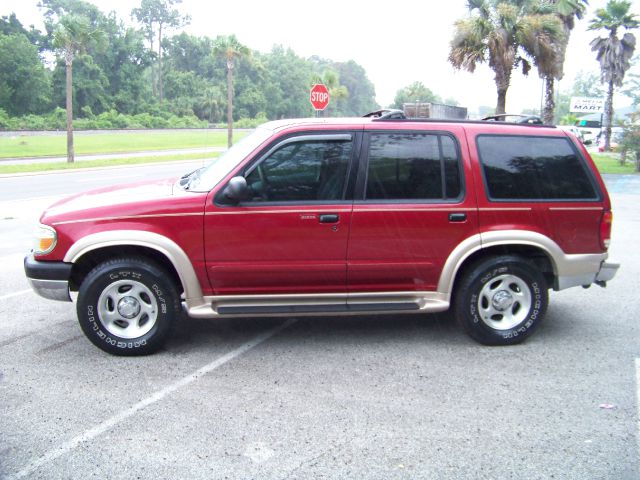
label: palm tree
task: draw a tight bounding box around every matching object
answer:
[589,0,638,150]
[539,0,589,124]
[449,0,561,116]
[213,35,250,148]
[517,2,565,123]
[53,14,104,163]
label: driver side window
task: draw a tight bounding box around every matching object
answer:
[245,138,352,202]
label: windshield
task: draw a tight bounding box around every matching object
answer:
[182,126,273,192]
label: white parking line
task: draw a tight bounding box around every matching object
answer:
[636,358,640,457]
[0,289,32,301]
[9,318,296,480]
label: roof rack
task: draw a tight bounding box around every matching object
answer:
[482,114,543,124]
[362,110,553,128]
[367,117,553,128]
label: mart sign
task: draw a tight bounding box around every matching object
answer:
[570,97,605,113]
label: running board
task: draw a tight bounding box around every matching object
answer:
[217,302,420,315]
[185,292,450,319]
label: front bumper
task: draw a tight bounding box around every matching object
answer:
[24,254,72,302]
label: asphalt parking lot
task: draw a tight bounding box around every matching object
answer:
[0,168,638,479]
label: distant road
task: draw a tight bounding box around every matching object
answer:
[0,160,203,203]
[0,146,226,165]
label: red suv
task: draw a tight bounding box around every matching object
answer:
[25,117,619,355]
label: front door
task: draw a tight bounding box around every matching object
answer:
[204,133,357,295]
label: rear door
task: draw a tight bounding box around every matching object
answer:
[346,126,479,292]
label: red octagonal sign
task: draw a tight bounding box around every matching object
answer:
[310,83,330,111]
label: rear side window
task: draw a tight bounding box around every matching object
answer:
[365,133,462,201]
[477,135,598,200]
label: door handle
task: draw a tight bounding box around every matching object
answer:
[319,214,339,223]
[448,213,467,222]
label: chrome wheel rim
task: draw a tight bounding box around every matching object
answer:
[97,279,158,339]
[477,274,531,330]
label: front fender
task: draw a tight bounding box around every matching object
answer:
[64,230,204,301]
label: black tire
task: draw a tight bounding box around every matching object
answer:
[454,255,548,346]
[77,257,180,356]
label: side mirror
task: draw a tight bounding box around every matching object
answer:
[220,176,250,204]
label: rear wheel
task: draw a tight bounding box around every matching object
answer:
[77,257,180,355]
[455,255,548,345]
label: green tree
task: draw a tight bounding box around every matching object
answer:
[197,85,225,123]
[1,13,47,49]
[53,14,104,162]
[391,81,441,109]
[52,53,111,115]
[621,56,639,106]
[91,15,153,115]
[622,72,640,106]
[164,33,216,78]
[0,33,51,116]
[42,0,148,116]
[334,60,378,116]
[261,46,315,119]
[589,0,638,150]
[449,0,561,115]
[620,111,640,171]
[572,70,607,97]
[132,0,190,103]
[213,35,250,147]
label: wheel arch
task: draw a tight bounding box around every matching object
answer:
[64,230,203,301]
[438,231,561,300]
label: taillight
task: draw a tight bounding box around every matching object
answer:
[600,211,613,250]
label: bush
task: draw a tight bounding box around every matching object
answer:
[0,108,15,129]
[0,108,238,131]
[235,112,268,129]
[620,113,640,172]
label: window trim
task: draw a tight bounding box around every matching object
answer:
[215,131,361,207]
[476,133,603,203]
[355,130,466,204]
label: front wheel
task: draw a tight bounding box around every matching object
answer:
[454,255,548,345]
[77,257,180,355]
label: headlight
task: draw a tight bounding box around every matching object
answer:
[34,224,57,255]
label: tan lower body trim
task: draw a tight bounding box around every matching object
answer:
[185,291,450,319]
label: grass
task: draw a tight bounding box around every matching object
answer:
[591,153,638,175]
[0,151,219,175]
[0,130,243,158]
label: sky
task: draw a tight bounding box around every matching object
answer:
[1,0,636,114]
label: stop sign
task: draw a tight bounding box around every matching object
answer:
[310,84,330,111]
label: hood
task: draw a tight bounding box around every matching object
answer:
[41,177,178,224]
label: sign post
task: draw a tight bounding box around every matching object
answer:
[310,84,330,112]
